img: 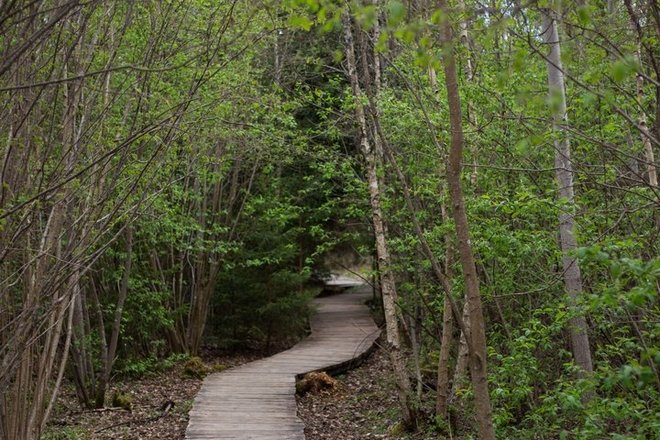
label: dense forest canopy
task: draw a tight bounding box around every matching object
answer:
[0,0,658,438]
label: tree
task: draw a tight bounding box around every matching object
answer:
[540,6,594,377]
[341,6,417,428]
[436,0,495,436]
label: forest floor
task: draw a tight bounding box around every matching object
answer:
[44,349,263,440]
[297,344,438,440]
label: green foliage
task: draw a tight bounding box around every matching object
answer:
[487,245,659,437]
[116,353,189,378]
[42,427,90,440]
[211,183,317,350]
[386,1,406,27]
[2,0,658,437]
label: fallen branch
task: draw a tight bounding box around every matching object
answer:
[94,400,175,433]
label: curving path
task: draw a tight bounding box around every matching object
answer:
[185,282,380,439]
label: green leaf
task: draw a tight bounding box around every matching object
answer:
[515,137,530,154]
[387,1,406,27]
[512,48,526,72]
[394,25,415,44]
[581,91,597,107]
[576,5,592,26]
[610,55,638,83]
[376,31,389,53]
[354,4,377,30]
[430,8,444,25]
[288,15,313,31]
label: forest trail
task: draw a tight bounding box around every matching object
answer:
[185,281,380,439]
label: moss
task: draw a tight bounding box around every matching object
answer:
[210,362,227,373]
[183,356,209,379]
[111,391,132,411]
[388,422,407,436]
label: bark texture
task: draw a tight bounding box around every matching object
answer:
[341,9,416,428]
[437,0,496,437]
[541,10,594,376]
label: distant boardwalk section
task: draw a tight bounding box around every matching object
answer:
[185,281,380,439]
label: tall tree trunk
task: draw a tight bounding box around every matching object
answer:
[342,9,417,428]
[428,40,470,403]
[437,0,496,437]
[541,9,594,376]
[89,277,108,408]
[409,302,423,400]
[448,0,484,396]
[450,0,476,396]
[98,226,133,406]
[457,0,478,187]
[623,0,658,189]
[435,199,454,419]
[378,47,472,430]
[71,285,94,408]
[372,101,473,428]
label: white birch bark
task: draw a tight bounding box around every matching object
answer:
[342,9,416,427]
[541,9,594,376]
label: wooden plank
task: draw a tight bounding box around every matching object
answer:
[185,285,380,439]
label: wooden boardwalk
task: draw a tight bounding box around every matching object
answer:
[185,284,380,439]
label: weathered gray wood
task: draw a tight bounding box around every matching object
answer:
[185,285,380,439]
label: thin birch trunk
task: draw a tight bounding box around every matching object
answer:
[436,294,454,418]
[623,0,658,189]
[342,8,416,428]
[541,9,594,376]
[457,0,478,187]
[89,277,108,407]
[41,283,77,434]
[409,303,423,400]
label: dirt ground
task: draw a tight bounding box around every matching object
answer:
[297,346,439,440]
[45,351,262,440]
